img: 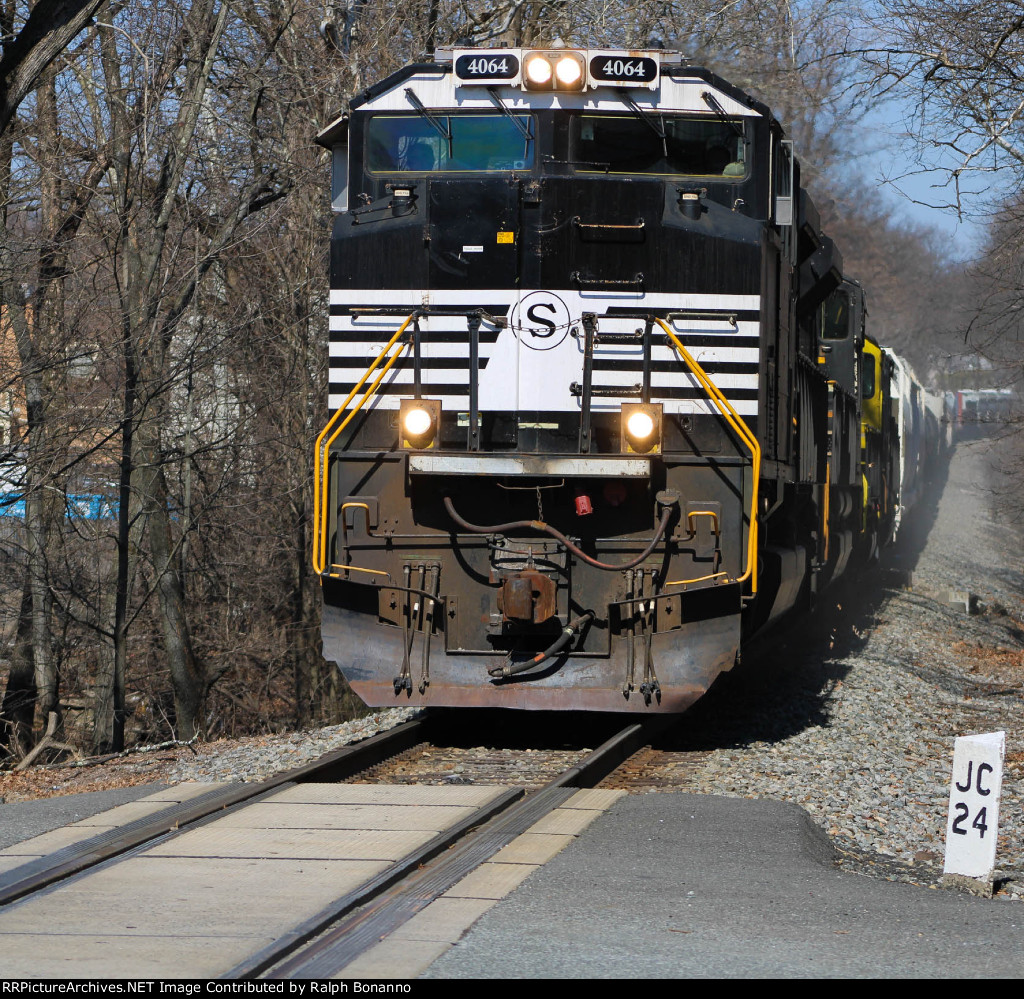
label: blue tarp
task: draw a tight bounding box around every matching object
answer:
[0,494,117,519]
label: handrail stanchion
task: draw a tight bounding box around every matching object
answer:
[467,313,480,452]
[313,314,415,575]
[654,317,761,594]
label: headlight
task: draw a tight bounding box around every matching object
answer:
[403,407,433,437]
[522,51,586,91]
[555,56,583,87]
[621,403,662,454]
[399,398,441,448]
[525,55,552,86]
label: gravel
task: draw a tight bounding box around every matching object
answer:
[160,708,422,784]
[0,709,422,803]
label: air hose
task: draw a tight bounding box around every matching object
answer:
[443,492,678,572]
[490,611,595,678]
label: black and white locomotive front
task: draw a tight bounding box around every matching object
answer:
[314,49,856,712]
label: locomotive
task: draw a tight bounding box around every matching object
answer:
[313,48,940,713]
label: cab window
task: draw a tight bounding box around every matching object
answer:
[366,114,533,173]
[821,290,850,340]
[571,114,747,178]
[861,355,876,399]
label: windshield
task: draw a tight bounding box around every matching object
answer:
[821,290,850,340]
[572,114,747,178]
[366,114,533,173]
[861,355,876,400]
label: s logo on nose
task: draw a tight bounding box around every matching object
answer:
[510,291,571,350]
[526,301,557,336]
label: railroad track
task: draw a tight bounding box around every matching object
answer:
[0,716,430,908]
[0,712,675,979]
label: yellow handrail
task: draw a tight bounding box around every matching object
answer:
[339,501,372,552]
[684,509,721,538]
[654,318,761,594]
[328,564,391,579]
[823,460,831,563]
[665,511,724,587]
[313,315,414,575]
[665,571,731,587]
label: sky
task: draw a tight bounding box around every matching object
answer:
[861,112,993,263]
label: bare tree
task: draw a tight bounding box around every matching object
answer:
[79,0,298,739]
[0,0,103,134]
[856,0,1024,212]
[847,3,1024,390]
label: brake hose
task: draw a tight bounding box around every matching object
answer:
[489,612,595,678]
[443,494,678,572]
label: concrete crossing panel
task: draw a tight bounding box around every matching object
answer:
[490,832,575,865]
[264,783,504,806]
[0,825,116,856]
[562,788,627,810]
[442,861,538,899]
[213,802,481,831]
[69,800,183,826]
[136,782,233,803]
[0,932,277,979]
[0,779,620,978]
[0,857,389,938]
[143,825,439,860]
[0,856,39,875]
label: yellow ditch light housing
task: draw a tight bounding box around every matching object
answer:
[400,398,442,449]
[621,402,663,454]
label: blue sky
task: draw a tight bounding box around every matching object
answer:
[885,172,988,261]
[860,108,994,262]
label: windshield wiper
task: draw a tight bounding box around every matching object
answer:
[617,88,668,159]
[486,87,532,144]
[404,87,452,159]
[700,91,744,136]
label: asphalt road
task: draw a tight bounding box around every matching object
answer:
[0,783,166,850]
[426,792,1023,979]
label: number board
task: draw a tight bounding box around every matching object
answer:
[454,50,521,86]
[588,51,660,90]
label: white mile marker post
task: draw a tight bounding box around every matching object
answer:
[942,731,1006,897]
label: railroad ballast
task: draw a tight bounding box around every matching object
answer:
[313,48,948,712]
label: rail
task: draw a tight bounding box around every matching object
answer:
[654,317,761,594]
[0,718,428,907]
[312,315,414,575]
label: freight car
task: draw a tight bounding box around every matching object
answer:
[312,48,936,713]
[952,388,1014,438]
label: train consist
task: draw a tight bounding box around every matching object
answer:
[313,49,948,713]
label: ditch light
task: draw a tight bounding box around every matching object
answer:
[621,403,663,454]
[400,398,441,449]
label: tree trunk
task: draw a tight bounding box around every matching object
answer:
[0,583,38,759]
[134,408,205,739]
